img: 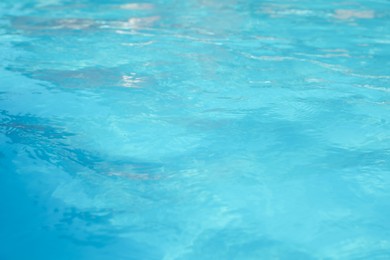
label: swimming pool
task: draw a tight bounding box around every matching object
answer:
[1,0,390,259]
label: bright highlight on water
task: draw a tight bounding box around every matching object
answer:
[0,0,390,259]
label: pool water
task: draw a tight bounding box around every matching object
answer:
[1,0,390,259]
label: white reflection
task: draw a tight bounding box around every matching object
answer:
[119,3,154,10]
[32,68,148,89]
[260,4,313,18]
[121,74,144,88]
[11,17,95,31]
[12,16,160,32]
[121,41,154,46]
[333,9,375,20]
[100,16,160,30]
[55,19,95,30]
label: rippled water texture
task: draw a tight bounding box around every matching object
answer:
[1,0,390,259]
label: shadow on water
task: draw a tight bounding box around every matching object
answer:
[0,109,165,256]
[0,109,162,175]
[28,66,151,89]
[10,15,160,34]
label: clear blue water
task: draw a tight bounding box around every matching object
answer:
[1,0,390,259]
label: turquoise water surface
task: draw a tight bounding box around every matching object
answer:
[1,0,390,259]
